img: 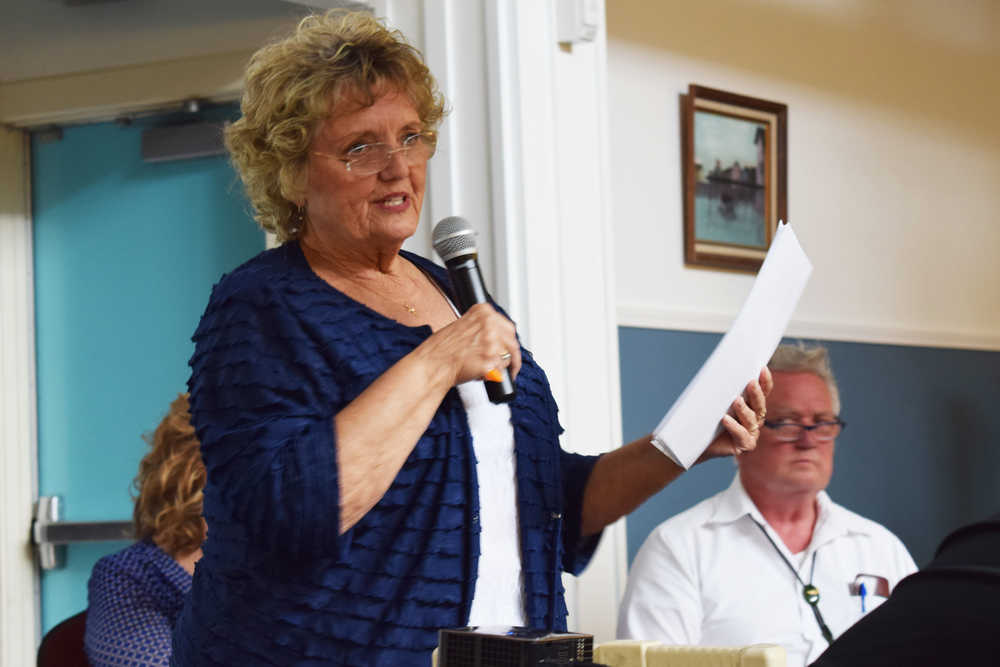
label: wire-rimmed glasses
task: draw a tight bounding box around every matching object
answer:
[763,418,846,442]
[312,132,437,176]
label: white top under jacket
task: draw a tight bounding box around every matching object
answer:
[617,474,918,667]
[458,380,527,628]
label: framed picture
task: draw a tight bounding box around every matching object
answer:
[682,85,787,272]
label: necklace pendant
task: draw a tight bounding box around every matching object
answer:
[404,304,416,314]
[803,584,820,605]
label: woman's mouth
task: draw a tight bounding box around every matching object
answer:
[378,194,409,209]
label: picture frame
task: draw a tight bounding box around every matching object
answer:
[682,85,787,272]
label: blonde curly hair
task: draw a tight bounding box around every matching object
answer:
[225,9,446,242]
[132,393,206,558]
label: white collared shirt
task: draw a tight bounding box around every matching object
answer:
[617,474,917,667]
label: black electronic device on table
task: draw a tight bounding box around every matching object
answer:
[438,626,594,666]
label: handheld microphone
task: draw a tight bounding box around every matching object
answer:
[432,216,516,404]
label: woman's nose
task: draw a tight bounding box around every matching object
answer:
[378,147,410,179]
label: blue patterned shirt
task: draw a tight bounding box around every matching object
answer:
[86,540,192,666]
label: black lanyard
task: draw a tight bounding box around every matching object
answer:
[752,519,834,645]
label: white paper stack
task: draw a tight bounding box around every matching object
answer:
[650,222,813,469]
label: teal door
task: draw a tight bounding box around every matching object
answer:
[32,106,264,633]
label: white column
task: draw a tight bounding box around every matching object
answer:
[374,0,501,290]
[484,0,625,642]
[0,127,41,666]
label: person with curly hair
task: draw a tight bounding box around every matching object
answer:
[84,394,205,667]
[173,10,769,665]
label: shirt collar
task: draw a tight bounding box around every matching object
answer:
[708,473,765,525]
[708,473,869,543]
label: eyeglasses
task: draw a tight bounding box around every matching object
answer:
[763,418,846,442]
[312,132,436,176]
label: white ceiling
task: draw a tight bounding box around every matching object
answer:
[1,0,370,83]
[7,0,995,85]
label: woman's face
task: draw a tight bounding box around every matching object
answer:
[302,88,427,251]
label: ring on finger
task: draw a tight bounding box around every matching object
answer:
[500,351,512,362]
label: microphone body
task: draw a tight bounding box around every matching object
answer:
[446,256,490,312]
[433,217,516,404]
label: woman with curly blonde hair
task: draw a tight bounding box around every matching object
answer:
[176,9,768,666]
[84,394,205,667]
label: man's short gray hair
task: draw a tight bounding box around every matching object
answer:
[768,342,841,414]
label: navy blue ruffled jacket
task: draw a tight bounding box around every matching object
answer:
[171,243,602,666]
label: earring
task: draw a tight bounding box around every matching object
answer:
[291,203,306,235]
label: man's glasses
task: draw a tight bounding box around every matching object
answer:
[763,418,846,442]
[312,132,436,176]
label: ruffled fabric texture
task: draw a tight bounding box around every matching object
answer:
[171,243,601,666]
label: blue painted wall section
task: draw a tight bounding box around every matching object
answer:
[32,105,264,633]
[619,326,1000,569]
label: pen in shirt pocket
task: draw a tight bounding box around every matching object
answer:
[849,573,890,613]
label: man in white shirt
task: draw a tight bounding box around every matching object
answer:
[617,343,917,667]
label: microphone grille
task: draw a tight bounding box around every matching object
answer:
[432,216,478,262]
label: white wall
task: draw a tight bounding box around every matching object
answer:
[608,0,1000,351]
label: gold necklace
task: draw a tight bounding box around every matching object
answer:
[352,278,418,315]
[339,267,420,317]
[302,243,421,316]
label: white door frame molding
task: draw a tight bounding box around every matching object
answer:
[0,50,249,129]
[0,127,41,667]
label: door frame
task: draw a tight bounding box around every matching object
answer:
[0,126,39,667]
[0,50,249,666]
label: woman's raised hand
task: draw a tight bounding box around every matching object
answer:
[698,366,774,462]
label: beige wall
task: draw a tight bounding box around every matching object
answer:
[607,0,1000,350]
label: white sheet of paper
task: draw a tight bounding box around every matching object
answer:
[651,221,813,469]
